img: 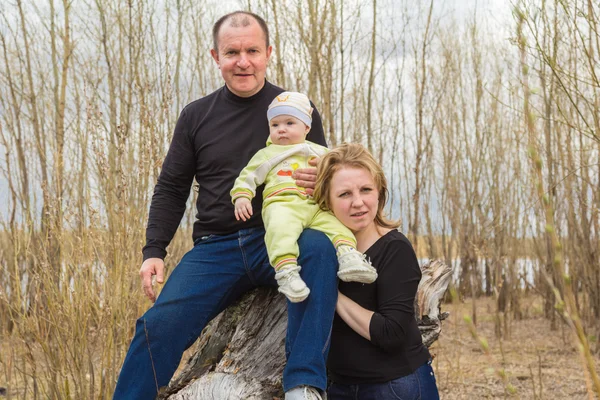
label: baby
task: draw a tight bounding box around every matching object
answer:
[231,92,377,302]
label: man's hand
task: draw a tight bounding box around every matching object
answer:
[293,157,320,195]
[234,198,253,221]
[139,258,165,302]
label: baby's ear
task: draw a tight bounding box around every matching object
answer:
[309,107,313,116]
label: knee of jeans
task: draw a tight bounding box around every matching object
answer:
[136,306,179,342]
[298,229,336,261]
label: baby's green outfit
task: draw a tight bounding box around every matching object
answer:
[232,141,356,269]
[231,92,377,303]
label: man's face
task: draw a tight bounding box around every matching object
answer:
[210,18,272,98]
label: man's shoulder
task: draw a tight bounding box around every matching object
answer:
[264,81,286,95]
[182,87,224,113]
[306,140,328,153]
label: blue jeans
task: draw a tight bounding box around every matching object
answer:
[328,362,440,400]
[113,228,338,399]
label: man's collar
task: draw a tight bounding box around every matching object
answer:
[223,80,270,102]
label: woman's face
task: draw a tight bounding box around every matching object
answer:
[328,166,379,235]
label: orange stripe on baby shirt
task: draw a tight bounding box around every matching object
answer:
[234,190,253,199]
[266,187,308,199]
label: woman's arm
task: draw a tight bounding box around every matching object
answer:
[336,291,374,340]
[335,237,421,352]
[368,240,421,352]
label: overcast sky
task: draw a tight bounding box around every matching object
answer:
[0,0,516,223]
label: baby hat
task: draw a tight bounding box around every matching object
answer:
[267,91,313,128]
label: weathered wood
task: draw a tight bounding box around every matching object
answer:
[164,289,287,400]
[165,259,452,400]
[414,259,453,347]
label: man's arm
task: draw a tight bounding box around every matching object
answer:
[141,109,196,301]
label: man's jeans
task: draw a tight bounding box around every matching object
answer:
[113,228,338,399]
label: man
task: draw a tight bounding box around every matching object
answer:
[113,11,336,400]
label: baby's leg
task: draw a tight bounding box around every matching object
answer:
[310,208,378,284]
[263,200,310,302]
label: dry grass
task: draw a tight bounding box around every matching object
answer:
[1,0,599,398]
[434,295,596,399]
[3,294,595,399]
[411,236,542,260]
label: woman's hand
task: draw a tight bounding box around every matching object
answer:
[336,290,375,341]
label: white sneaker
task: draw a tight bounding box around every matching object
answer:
[275,264,310,303]
[337,246,378,283]
[285,385,325,400]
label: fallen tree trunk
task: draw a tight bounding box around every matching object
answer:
[163,259,452,400]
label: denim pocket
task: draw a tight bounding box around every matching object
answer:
[387,373,420,400]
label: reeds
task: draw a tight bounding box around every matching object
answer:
[0,0,598,397]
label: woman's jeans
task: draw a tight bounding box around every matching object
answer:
[113,228,338,399]
[328,361,440,400]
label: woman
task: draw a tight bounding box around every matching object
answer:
[313,143,439,400]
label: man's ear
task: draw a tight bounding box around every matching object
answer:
[210,49,220,67]
[266,45,273,62]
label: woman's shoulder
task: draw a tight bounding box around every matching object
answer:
[370,229,416,255]
[366,229,419,273]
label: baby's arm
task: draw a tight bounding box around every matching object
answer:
[234,198,253,221]
[230,149,269,220]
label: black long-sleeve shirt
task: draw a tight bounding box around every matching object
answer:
[142,81,326,261]
[328,229,431,384]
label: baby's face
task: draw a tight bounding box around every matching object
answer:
[269,115,310,145]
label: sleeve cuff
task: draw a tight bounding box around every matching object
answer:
[142,246,167,261]
[369,312,384,346]
[231,191,253,204]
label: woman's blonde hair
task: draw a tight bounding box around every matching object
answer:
[313,143,398,229]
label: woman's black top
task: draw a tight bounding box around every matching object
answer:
[327,229,431,384]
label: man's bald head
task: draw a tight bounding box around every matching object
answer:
[212,11,270,52]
